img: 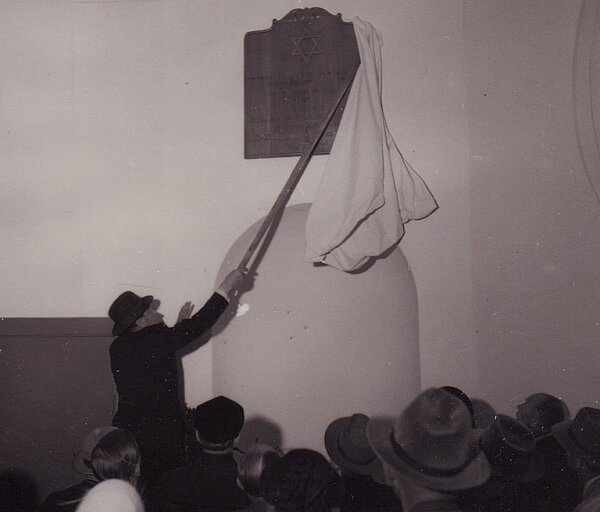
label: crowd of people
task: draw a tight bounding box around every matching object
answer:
[37,388,600,512]
[33,273,600,511]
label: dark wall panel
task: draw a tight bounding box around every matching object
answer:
[0,318,114,505]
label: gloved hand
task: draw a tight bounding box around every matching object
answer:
[217,268,248,300]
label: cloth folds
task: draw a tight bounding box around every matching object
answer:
[305,18,438,272]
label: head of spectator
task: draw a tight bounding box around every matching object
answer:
[109,292,159,336]
[194,395,245,452]
[325,413,381,476]
[90,429,141,488]
[72,426,119,476]
[238,443,282,497]
[480,414,544,482]
[259,449,342,512]
[553,407,600,476]
[516,393,565,438]
[76,479,144,512]
[440,386,476,428]
[367,388,489,507]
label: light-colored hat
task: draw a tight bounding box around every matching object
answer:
[76,479,144,512]
[73,426,119,475]
[366,388,490,491]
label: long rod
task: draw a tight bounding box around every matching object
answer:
[238,61,359,270]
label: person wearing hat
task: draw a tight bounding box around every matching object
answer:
[38,426,118,512]
[516,393,578,512]
[259,448,343,512]
[108,269,246,489]
[457,414,545,512]
[366,388,490,512]
[150,395,250,512]
[324,413,402,512]
[552,407,600,512]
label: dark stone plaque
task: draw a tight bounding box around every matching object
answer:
[244,8,360,159]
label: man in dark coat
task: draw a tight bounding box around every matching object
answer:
[150,395,250,512]
[108,269,246,490]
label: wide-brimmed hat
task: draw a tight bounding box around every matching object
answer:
[72,426,119,475]
[552,407,600,465]
[259,449,342,512]
[480,415,544,482]
[324,413,380,475]
[194,395,244,444]
[109,291,153,336]
[366,388,490,492]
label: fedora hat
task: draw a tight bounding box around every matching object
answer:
[72,426,119,475]
[366,388,490,491]
[325,413,380,475]
[480,415,544,482]
[194,395,244,444]
[552,407,600,465]
[109,291,153,336]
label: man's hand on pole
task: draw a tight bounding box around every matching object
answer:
[217,268,248,301]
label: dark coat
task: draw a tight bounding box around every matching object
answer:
[110,292,229,487]
[151,450,251,512]
[38,479,96,512]
[110,292,228,427]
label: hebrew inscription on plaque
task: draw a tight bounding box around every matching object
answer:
[244,8,360,159]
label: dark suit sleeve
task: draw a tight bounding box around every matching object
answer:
[168,292,229,350]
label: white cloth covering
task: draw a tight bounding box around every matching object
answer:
[305,18,438,272]
[76,479,144,512]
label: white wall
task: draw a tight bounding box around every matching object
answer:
[1,1,472,407]
[464,0,600,415]
[7,1,597,420]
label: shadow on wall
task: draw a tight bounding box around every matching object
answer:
[0,468,39,512]
[237,415,283,454]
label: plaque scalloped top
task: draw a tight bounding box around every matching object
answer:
[244,7,360,159]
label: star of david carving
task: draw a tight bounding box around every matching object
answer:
[291,29,322,64]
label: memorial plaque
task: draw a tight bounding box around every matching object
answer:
[244,7,360,159]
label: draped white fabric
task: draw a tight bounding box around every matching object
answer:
[305,18,438,272]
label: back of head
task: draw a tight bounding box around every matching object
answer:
[480,414,544,482]
[76,479,144,512]
[90,429,140,485]
[260,449,342,512]
[194,395,245,445]
[239,444,282,497]
[518,393,565,437]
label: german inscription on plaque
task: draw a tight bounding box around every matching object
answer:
[244,8,360,159]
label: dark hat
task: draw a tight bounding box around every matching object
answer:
[72,426,119,475]
[366,388,490,492]
[109,291,153,336]
[194,395,244,444]
[324,413,380,475]
[480,415,544,482]
[440,386,475,427]
[552,407,600,465]
[259,449,342,512]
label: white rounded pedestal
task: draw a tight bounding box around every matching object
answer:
[212,203,420,452]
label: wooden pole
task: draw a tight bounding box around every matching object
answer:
[238,61,359,271]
